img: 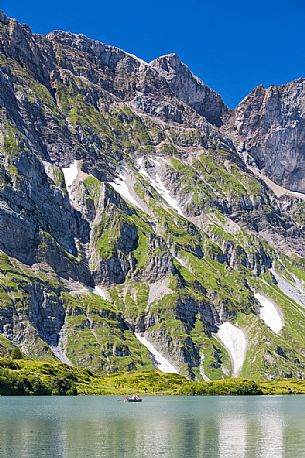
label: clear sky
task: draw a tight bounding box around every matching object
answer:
[2,0,305,107]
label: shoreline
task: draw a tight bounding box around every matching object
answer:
[0,357,304,396]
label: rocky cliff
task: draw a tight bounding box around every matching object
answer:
[225,79,305,193]
[1,11,305,380]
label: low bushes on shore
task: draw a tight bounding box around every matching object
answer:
[0,357,303,396]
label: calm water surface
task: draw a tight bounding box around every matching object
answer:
[0,395,304,457]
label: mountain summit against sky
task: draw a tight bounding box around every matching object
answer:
[2,11,305,381]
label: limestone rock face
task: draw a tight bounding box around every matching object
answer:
[226,80,305,193]
[150,53,229,126]
[1,11,305,380]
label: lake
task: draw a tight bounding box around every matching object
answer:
[0,395,304,457]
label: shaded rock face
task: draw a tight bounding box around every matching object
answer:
[0,280,63,353]
[28,287,65,347]
[0,141,91,281]
[226,80,305,193]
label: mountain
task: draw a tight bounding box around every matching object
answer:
[225,79,305,193]
[1,11,305,381]
[150,53,229,126]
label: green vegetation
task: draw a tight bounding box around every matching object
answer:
[45,163,65,189]
[1,357,305,396]
[0,335,17,358]
[169,151,266,208]
[56,83,160,160]
[0,358,78,395]
[179,378,262,395]
[239,273,305,380]
[90,186,152,272]
[83,175,103,203]
[290,200,305,226]
[0,250,60,310]
[62,291,154,373]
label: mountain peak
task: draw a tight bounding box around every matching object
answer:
[151,52,229,126]
[0,10,9,25]
[151,53,181,65]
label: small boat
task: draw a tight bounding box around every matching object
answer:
[124,394,142,403]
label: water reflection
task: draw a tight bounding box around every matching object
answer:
[0,396,304,457]
[218,415,247,458]
[258,414,284,458]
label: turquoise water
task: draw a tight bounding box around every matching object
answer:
[0,395,305,457]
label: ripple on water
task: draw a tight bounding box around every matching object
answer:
[0,396,304,457]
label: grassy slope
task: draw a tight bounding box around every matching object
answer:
[0,357,305,396]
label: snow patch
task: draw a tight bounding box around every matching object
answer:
[135,333,178,374]
[51,330,71,366]
[87,285,110,301]
[62,160,78,197]
[199,354,210,381]
[174,256,188,269]
[217,322,246,376]
[109,173,146,212]
[137,157,184,216]
[94,285,108,301]
[254,293,283,334]
[152,175,183,215]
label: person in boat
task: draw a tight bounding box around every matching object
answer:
[124,394,141,401]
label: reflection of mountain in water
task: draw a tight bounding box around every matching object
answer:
[0,396,302,457]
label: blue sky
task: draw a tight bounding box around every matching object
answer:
[2,0,305,107]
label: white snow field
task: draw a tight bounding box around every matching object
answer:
[86,285,110,301]
[217,322,246,376]
[93,285,108,301]
[137,157,184,215]
[254,293,283,334]
[109,172,146,212]
[199,354,210,381]
[135,333,178,374]
[62,160,78,197]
